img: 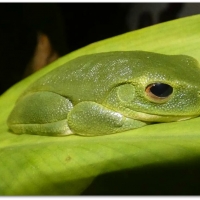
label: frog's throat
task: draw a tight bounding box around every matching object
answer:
[121,109,198,123]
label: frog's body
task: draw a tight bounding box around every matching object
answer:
[7,51,200,136]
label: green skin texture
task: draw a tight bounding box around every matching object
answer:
[7,51,200,136]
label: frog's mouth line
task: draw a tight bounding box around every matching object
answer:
[122,109,199,123]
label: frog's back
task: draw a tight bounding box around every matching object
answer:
[19,51,198,104]
[20,52,136,103]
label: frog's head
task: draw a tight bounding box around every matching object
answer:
[105,52,200,122]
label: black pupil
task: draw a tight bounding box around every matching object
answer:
[150,83,173,97]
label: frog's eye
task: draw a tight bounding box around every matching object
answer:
[145,83,173,102]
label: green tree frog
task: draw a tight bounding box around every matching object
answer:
[7,51,200,136]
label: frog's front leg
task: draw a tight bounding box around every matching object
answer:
[7,91,73,136]
[67,101,147,136]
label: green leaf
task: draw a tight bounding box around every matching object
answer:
[1,14,200,195]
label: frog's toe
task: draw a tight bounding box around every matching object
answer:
[8,119,73,136]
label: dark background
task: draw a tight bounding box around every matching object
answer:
[1,3,200,94]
